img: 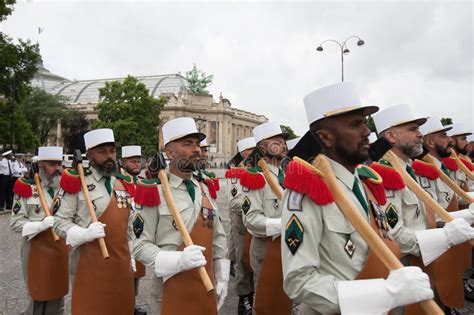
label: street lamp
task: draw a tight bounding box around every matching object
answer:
[316,36,365,82]
[194,116,207,132]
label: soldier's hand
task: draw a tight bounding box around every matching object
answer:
[178,245,207,272]
[84,222,106,242]
[214,259,230,310]
[385,266,433,309]
[444,218,474,246]
[40,216,55,231]
[450,209,474,225]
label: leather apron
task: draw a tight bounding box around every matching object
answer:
[71,181,135,315]
[160,184,217,315]
[134,261,146,279]
[242,232,253,272]
[447,193,471,271]
[28,212,69,301]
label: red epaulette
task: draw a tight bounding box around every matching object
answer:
[213,178,220,191]
[13,178,33,198]
[116,174,136,197]
[283,157,333,205]
[134,179,160,207]
[442,157,458,171]
[356,164,387,206]
[369,162,406,191]
[460,157,474,172]
[204,178,218,200]
[412,160,439,180]
[240,167,266,190]
[224,167,247,179]
[59,169,82,194]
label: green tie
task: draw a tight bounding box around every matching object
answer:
[47,187,55,199]
[405,164,418,183]
[441,163,449,176]
[278,168,285,188]
[183,179,195,203]
[352,177,369,215]
[104,176,112,195]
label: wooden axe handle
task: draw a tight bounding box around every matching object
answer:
[33,173,60,242]
[449,149,474,180]
[257,159,284,200]
[422,154,474,203]
[312,155,443,315]
[76,163,109,259]
[158,170,214,292]
[384,151,474,247]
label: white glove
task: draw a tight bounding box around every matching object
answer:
[338,266,433,314]
[444,218,474,246]
[265,218,281,237]
[66,222,106,247]
[450,209,474,225]
[22,216,55,238]
[131,256,137,272]
[154,245,207,280]
[214,259,230,310]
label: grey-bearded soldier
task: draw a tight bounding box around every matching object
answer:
[132,117,229,315]
[10,146,69,315]
[54,128,135,314]
[281,82,433,315]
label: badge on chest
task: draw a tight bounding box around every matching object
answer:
[114,190,132,209]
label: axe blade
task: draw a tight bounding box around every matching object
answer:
[368,137,392,162]
[288,131,323,162]
[229,152,243,167]
[31,161,40,174]
[72,150,83,169]
[154,152,167,172]
[243,147,263,168]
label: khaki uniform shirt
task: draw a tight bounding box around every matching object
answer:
[281,158,370,314]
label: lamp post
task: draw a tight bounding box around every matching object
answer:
[9,71,16,149]
[194,116,207,133]
[316,36,365,82]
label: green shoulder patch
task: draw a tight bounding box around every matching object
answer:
[357,164,381,183]
[285,214,304,255]
[385,203,398,228]
[12,200,21,214]
[242,196,251,214]
[133,213,145,238]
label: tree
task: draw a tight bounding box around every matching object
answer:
[0,0,15,22]
[92,76,164,157]
[0,101,39,152]
[280,125,298,140]
[185,64,213,94]
[20,87,70,145]
[62,110,89,153]
[366,116,376,132]
[441,117,453,126]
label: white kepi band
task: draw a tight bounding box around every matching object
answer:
[237,137,256,153]
[162,117,206,146]
[373,104,427,134]
[122,145,141,158]
[38,146,63,161]
[420,117,453,136]
[84,128,115,150]
[253,122,288,143]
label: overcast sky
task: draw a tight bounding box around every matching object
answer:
[1,0,472,136]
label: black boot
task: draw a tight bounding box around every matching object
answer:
[444,306,461,315]
[238,294,253,315]
[230,261,236,278]
[464,278,474,301]
[134,307,147,315]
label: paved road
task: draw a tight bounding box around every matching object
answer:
[1,170,473,314]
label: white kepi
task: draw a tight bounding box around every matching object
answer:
[200,139,210,148]
[122,145,141,158]
[252,122,288,143]
[373,104,427,134]
[237,137,256,153]
[286,137,302,151]
[84,128,115,150]
[303,82,378,125]
[38,146,63,161]
[161,117,206,147]
[448,123,473,137]
[420,117,453,136]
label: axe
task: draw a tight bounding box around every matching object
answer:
[415,147,474,204]
[229,152,244,167]
[292,133,442,314]
[369,138,474,247]
[448,148,474,180]
[155,152,214,292]
[31,162,60,241]
[73,150,109,259]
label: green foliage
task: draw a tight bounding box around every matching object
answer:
[19,87,70,144]
[366,116,376,132]
[0,101,39,152]
[0,0,15,22]
[92,75,164,157]
[62,110,89,153]
[185,64,213,94]
[441,117,453,126]
[280,125,298,140]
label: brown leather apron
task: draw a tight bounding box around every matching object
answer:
[134,261,146,278]
[242,232,253,272]
[160,185,217,315]
[447,193,471,271]
[254,235,292,315]
[72,181,134,315]
[28,225,69,301]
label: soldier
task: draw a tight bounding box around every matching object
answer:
[196,139,220,200]
[281,82,433,314]
[54,128,135,314]
[225,137,256,315]
[121,145,147,315]
[132,117,229,314]
[0,150,14,211]
[241,121,291,314]
[10,146,69,315]
[372,105,474,314]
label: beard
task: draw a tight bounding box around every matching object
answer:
[335,139,369,165]
[91,159,117,176]
[175,154,200,172]
[397,137,423,158]
[124,167,140,176]
[39,169,61,189]
[434,143,451,158]
[455,144,468,155]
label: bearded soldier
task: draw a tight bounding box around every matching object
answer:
[132,117,229,314]
[281,82,433,314]
[54,128,135,315]
[10,146,69,315]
